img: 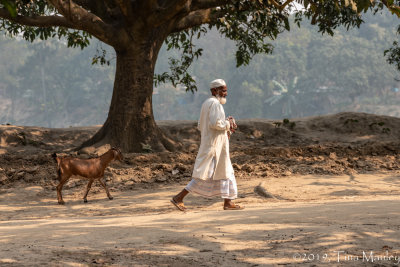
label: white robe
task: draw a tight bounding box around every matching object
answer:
[191,96,234,180]
[186,158,238,199]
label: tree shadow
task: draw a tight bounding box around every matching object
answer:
[1,199,400,266]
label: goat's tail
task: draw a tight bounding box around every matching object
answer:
[52,153,62,180]
[51,152,57,162]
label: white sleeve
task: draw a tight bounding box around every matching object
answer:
[209,102,230,131]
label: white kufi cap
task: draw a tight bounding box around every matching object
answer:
[210,79,226,89]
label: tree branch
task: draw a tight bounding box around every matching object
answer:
[171,8,224,33]
[268,0,294,11]
[0,8,74,28]
[114,0,134,24]
[47,0,116,44]
[191,0,230,11]
[381,0,400,14]
[136,0,160,19]
[171,0,293,32]
[74,0,118,23]
[73,0,91,8]
[147,0,189,27]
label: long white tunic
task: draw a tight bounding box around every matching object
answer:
[186,158,238,199]
[192,96,234,180]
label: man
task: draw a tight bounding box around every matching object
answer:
[171,79,244,211]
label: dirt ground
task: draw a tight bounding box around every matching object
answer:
[1,112,400,266]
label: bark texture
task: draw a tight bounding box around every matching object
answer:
[80,35,179,152]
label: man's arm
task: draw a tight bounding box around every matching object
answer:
[209,102,230,131]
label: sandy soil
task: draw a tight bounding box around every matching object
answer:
[1,112,400,266]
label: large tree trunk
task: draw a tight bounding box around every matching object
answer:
[80,37,179,153]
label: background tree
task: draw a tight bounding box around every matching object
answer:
[0,0,398,152]
[16,39,114,127]
[0,8,399,124]
[0,34,29,124]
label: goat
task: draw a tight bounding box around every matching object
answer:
[52,147,123,205]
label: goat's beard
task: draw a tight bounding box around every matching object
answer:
[217,96,227,105]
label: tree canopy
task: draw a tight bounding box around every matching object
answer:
[0,1,391,89]
[1,11,399,126]
[0,0,399,152]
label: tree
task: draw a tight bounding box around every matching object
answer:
[0,0,397,152]
[264,78,300,118]
[16,39,114,127]
[0,34,29,124]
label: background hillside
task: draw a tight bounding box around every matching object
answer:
[0,11,399,127]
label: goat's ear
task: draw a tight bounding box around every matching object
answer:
[112,149,120,158]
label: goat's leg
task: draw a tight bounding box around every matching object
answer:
[56,174,70,205]
[83,179,94,203]
[99,177,113,200]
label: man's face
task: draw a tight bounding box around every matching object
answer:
[213,86,228,105]
[216,86,228,98]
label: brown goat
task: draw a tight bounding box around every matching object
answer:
[52,147,123,205]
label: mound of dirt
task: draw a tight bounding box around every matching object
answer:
[0,112,400,191]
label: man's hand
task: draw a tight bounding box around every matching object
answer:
[227,116,237,134]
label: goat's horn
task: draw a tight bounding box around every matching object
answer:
[111,147,122,154]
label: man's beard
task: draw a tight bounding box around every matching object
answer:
[217,96,227,105]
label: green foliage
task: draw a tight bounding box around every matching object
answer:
[1,10,400,126]
[344,118,359,125]
[385,25,400,71]
[157,10,399,121]
[369,121,385,128]
[296,1,364,36]
[0,1,91,49]
[1,0,400,107]
[141,143,153,153]
[91,44,112,66]
[154,0,373,92]
[368,121,391,133]
[154,27,206,93]
[282,118,295,129]
[0,0,16,17]
[214,1,284,67]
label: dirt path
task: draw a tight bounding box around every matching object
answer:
[1,174,400,266]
